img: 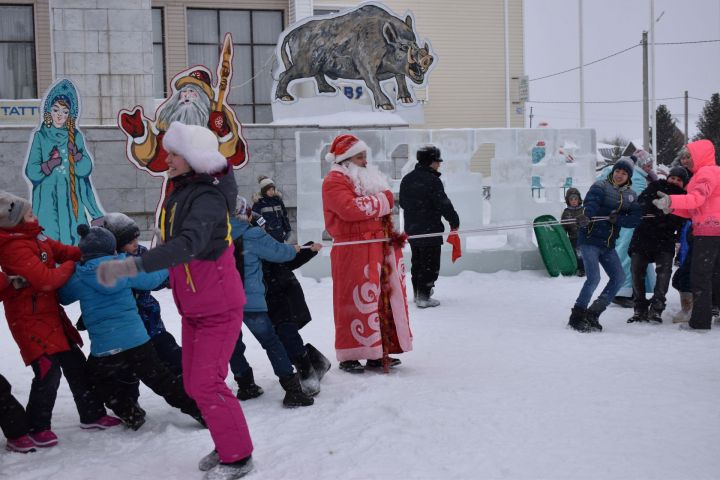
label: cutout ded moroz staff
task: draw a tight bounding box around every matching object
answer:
[209,33,233,132]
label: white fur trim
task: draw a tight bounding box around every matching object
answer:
[376,190,392,216]
[325,139,368,163]
[259,178,275,190]
[163,122,227,174]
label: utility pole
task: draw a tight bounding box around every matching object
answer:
[650,0,657,158]
[642,31,650,151]
[529,106,534,128]
[684,90,689,144]
[578,0,585,127]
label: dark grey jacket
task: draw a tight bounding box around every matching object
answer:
[399,163,460,247]
[139,167,237,273]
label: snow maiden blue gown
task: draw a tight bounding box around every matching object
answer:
[24,80,104,245]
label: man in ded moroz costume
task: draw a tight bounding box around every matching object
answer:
[321,134,412,374]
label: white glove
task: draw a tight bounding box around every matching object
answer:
[652,191,672,214]
[97,257,139,287]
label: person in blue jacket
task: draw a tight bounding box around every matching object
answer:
[597,150,656,306]
[229,197,313,408]
[58,225,203,430]
[568,159,643,332]
[103,212,182,377]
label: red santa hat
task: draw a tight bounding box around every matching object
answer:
[163,122,227,174]
[325,134,368,163]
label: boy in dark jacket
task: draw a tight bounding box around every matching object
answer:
[229,197,314,408]
[0,191,120,448]
[59,225,203,430]
[252,176,292,243]
[399,146,460,308]
[263,242,331,396]
[627,167,688,323]
[103,212,182,376]
[561,187,586,276]
[569,160,643,332]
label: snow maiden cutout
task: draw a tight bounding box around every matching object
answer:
[273,3,435,111]
[117,33,247,218]
[24,79,104,245]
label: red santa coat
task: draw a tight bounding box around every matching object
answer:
[322,164,412,361]
[0,221,82,365]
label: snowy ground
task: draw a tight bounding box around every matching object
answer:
[2,268,719,479]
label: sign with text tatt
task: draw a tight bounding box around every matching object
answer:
[0,100,41,124]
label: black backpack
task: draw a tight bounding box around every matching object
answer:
[233,237,245,282]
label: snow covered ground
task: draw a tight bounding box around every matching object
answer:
[2,268,719,479]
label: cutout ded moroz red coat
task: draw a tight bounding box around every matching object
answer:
[322,164,412,362]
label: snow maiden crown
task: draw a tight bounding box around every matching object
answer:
[325,134,368,163]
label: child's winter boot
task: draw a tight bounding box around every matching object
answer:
[80,415,122,430]
[567,306,590,332]
[673,293,693,323]
[203,455,253,480]
[235,369,264,401]
[585,302,605,332]
[5,435,36,453]
[306,343,331,381]
[293,352,320,396]
[28,430,58,447]
[279,373,314,408]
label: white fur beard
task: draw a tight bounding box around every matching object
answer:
[345,162,390,195]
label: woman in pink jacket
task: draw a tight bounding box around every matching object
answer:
[654,139,720,330]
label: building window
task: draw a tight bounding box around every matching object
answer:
[0,5,36,99]
[187,8,283,124]
[152,8,166,98]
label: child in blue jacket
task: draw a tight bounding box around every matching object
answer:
[59,225,203,430]
[103,213,182,376]
[229,197,313,408]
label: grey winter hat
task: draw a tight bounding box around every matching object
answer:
[0,191,31,228]
[668,166,690,186]
[103,212,140,250]
[77,224,117,261]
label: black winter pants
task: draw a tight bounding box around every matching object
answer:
[0,374,28,439]
[26,345,106,432]
[410,244,441,300]
[121,331,185,403]
[689,237,720,329]
[86,341,199,426]
[631,251,674,313]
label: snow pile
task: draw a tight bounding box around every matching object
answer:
[1,269,719,479]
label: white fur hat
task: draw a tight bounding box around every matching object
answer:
[163,122,227,174]
[325,134,368,163]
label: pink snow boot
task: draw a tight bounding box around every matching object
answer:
[80,415,123,430]
[6,435,36,453]
[29,430,58,447]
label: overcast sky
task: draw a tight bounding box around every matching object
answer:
[524,0,720,146]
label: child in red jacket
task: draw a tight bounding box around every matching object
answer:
[0,191,120,448]
[0,272,35,453]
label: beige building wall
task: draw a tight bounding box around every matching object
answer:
[313,0,525,174]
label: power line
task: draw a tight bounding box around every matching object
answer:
[529,43,640,82]
[529,39,720,83]
[529,96,710,105]
[655,39,720,45]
